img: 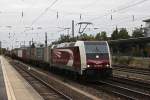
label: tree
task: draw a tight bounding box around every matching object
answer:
[118,28,130,39]
[95,31,107,41]
[59,34,71,42]
[111,27,119,40]
[80,33,88,40]
[88,34,95,40]
[95,32,101,40]
[100,31,107,40]
[80,33,94,41]
[132,28,144,38]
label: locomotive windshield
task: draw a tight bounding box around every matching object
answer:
[84,42,109,59]
[84,42,108,54]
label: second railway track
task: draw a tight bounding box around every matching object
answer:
[113,65,150,76]
[88,76,150,100]
[90,76,150,100]
[111,76,150,92]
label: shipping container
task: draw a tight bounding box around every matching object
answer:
[44,47,49,62]
[18,49,23,58]
[36,47,44,61]
[30,47,36,60]
[22,48,27,59]
[26,47,31,59]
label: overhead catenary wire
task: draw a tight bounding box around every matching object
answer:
[17,0,150,43]
[30,0,149,27]
[116,0,149,12]
[78,0,149,35]
[88,0,150,21]
[29,0,149,31]
[31,0,59,26]
[95,14,150,32]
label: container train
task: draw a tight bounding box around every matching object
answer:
[9,41,112,79]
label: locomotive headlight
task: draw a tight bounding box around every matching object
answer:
[96,55,99,58]
[87,65,90,68]
[106,64,109,67]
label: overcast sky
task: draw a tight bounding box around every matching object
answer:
[0,0,150,48]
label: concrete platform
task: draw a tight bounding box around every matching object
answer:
[0,58,8,100]
[0,56,44,100]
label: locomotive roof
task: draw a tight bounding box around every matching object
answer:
[52,42,75,48]
[52,41,107,48]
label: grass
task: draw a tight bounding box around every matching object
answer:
[112,56,150,69]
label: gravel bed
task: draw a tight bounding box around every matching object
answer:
[28,67,121,100]
[43,72,123,100]
[113,70,150,82]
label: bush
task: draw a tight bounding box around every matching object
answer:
[114,57,119,63]
[118,58,127,65]
[126,56,133,64]
[149,64,150,68]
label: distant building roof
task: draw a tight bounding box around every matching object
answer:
[143,19,150,22]
[108,37,150,45]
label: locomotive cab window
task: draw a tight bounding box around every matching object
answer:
[84,42,109,59]
[85,44,108,54]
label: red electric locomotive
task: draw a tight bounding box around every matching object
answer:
[50,41,112,78]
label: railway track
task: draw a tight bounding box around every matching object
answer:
[113,65,150,76]
[10,61,72,100]
[8,58,150,100]
[111,76,150,92]
[92,76,150,100]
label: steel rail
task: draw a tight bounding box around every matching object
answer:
[12,62,72,100]
[113,65,150,75]
[95,80,150,100]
